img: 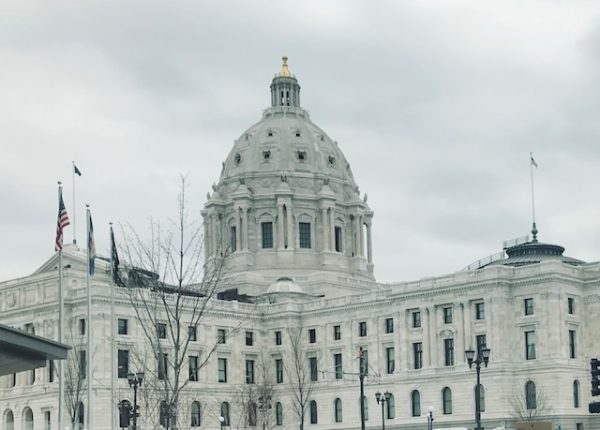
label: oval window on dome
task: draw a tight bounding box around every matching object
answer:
[297,151,307,162]
[234,153,242,165]
[262,150,272,161]
[328,155,336,166]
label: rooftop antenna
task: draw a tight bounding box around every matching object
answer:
[529,153,538,242]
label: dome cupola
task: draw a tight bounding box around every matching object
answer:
[270,56,301,108]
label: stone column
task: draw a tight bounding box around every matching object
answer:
[321,208,329,251]
[203,215,210,256]
[366,221,373,265]
[428,306,437,367]
[277,204,285,249]
[359,216,365,256]
[242,207,249,250]
[329,208,335,252]
[286,203,294,250]
[464,301,472,349]
[422,307,430,368]
[235,208,241,252]
[399,308,409,371]
[456,302,465,364]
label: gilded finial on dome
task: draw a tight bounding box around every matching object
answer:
[279,56,291,77]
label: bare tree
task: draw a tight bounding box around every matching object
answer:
[64,323,95,430]
[119,176,236,429]
[235,354,276,430]
[284,324,315,430]
[508,381,552,422]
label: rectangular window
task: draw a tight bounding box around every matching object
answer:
[188,325,197,341]
[476,334,487,355]
[275,359,284,383]
[189,356,199,382]
[309,357,318,381]
[335,226,343,252]
[334,353,343,379]
[358,321,367,337]
[569,330,576,358]
[308,328,316,343]
[246,359,255,384]
[79,318,86,336]
[117,349,129,379]
[333,325,341,340]
[444,338,454,366]
[524,298,534,316]
[157,323,167,339]
[275,330,282,345]
[299,222,311,248]
[413,343,423,369]
[118,318,128,335]
[412,311,421,328]
[576,423,584,430]
[525,331,536,360]
[568,297,575,315]
[386,347,395,374]
[245,331,254,346]
[44,411,51,430]
[79,350,87,379]
[385,318,394,334]
[230,226,237,252]
[443,307,453,324]
[217,328,226,344]
[475,302,485,320]
[158,354,168,380]
[261,222,273,248]
[218,358,227,383]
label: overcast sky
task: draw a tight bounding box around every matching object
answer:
[2,1,599,283]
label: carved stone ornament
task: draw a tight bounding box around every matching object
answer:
[280,172,288,182]
[7,292,16,308]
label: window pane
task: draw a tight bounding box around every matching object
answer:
[299,222,311,248]
[262,222,273,248]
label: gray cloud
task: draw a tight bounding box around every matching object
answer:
[1,1,599,283]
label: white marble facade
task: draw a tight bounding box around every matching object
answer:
[1,60,599,430]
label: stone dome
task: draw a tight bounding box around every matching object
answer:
[203,58,376,298]
[266,276,304,294]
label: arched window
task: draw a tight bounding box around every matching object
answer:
[160,401,170,428]
[442,387,453,414]
[387,394,395,419]
[573,380,580,408]
[475,384,485,412]
[334,398,343,423]
[221,402,230,426]
[23,407,33,430]
[411,390,421,416]
[191,401,201,427]
[119,400,132,428]
[275,402,283,426]
[525,381,537,410]
[76,402,84,429]
[309,400,318,424]
[248,401,257,427]
[5,409,14,430]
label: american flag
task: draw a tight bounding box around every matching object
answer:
[55,190,70,251]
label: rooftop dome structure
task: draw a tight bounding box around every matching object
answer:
[266,276,304,294]
[488,240,585,267]
[202,58,375,298]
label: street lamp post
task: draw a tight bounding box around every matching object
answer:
[427,406,434,430]
[465,346,490,430]
[375,391,391,430]
[127,372,144,430]
[359,347,366,430]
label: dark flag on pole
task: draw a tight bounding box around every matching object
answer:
[55,188,70,251]
[110,225,122,285]
[88,211,96,276]
[74,164,82,176]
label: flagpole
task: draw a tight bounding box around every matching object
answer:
[72,162,77,245]
[58,182,65,430]
[86,205,93,430]
[529,153,538,242]
[110,222,117,430]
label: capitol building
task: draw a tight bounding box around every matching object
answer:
[1,59,599,430]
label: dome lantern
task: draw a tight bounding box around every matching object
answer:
[270,56,301,108]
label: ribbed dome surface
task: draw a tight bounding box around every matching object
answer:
[220,108,358,188]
